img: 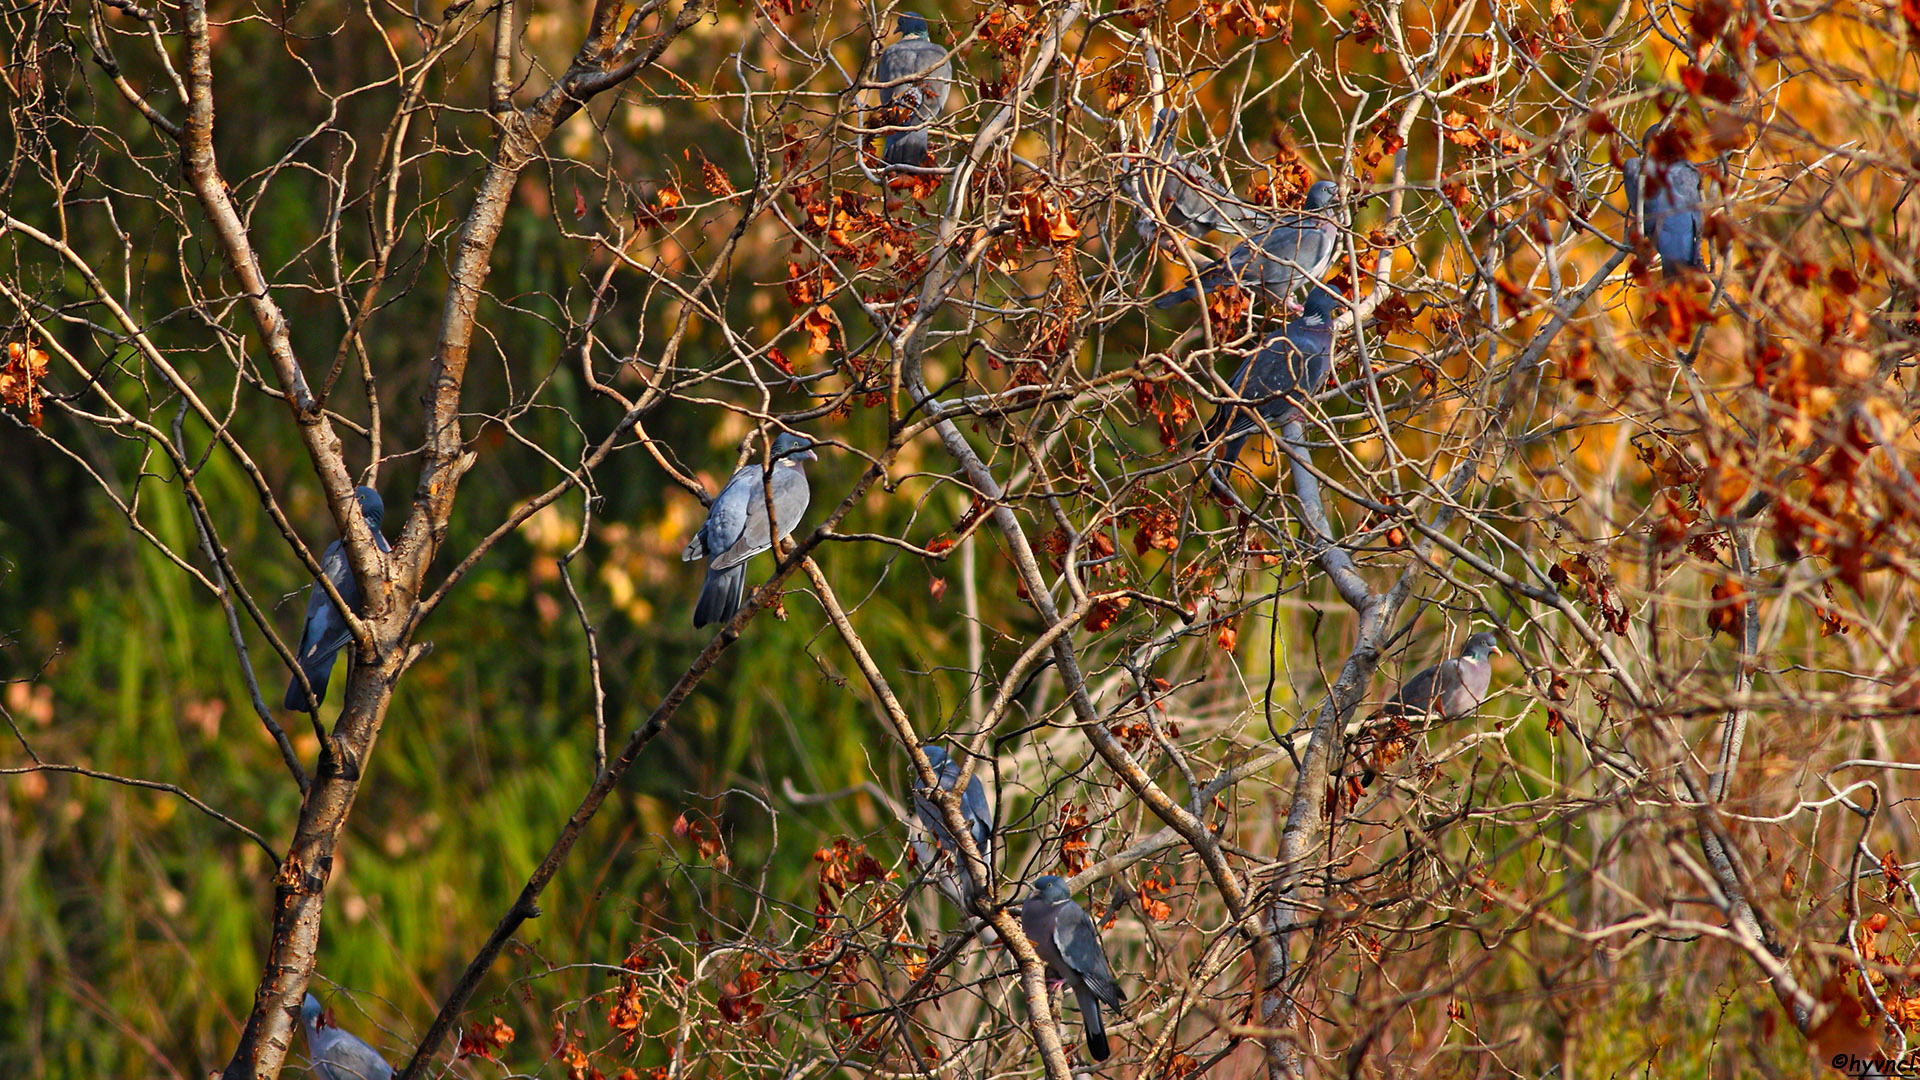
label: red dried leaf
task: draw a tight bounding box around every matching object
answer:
[802,305,836,355]
[1083,596,1130,632]
[1,342,49,427]
[1706,575,1748,640]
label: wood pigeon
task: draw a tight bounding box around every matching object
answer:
[1021,875,1126,1061]
[1356,631,1502,786]
[1125,108,1271,245]
[908,744,995,912]
[283,486,389,713]
[682,431,818,628]
[1375,630,1502,722]
[872,13,951,167]
[1192,285,1339,467]
[1151,180,1341,310]
[301,994,395,1080]
[1624,127,1704,278]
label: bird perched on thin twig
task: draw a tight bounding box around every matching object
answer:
[284,486,389,713]
[302,994,395,1080]
[908,744,995,915]
[871,13,951,168]
[1021,875,1126,1062]
[1374,631,1502,722]
[683,431,818,628]
[1357,631,1503,785]
[1151,180,1342,311]
[1623,125,1704,279]
[1192,285,1340,471]
[1124,108,1271,246]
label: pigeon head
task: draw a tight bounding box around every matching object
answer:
[1301,286,1342,323]
[353,486,385,530]
[772,430,819,463]
[896,11,930,37]
[1030,874,1073,905]
[302,994,324,1027]
[1303,180,1340,210]
[1459,631,1501,661]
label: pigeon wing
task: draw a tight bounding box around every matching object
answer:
[310,1025,396,1080]
[299,540,358,663]
[1052,902,1124,1008]
[712,462,811,570]
[697,464,761,569]
[876,39,950,122]
[1383,661,1443,716]
[1213,323,1332,442]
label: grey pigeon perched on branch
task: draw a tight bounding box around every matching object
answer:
[1151,180,1341,310]
[1125,108,1271,244]
[302,994,395,1080]
[1624,128,1703,278]
[1357,631,1501,786]
[1374,631,1501,722]
[872,13,951,167]
[284,486,389,713]
[683,431,818,628]
[909,744,995,912]
[1021,875,1125,1062]
[1193,285,1339,466]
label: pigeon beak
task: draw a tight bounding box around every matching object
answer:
[796,448,820,462]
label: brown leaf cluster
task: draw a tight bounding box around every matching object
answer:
[1057,801,1092,874]
[1705,574,1748,641]
[2,342,48,428]
[1197,0,1290,40]
[1010,185,1081,246]
[456,1015,515,1060]
[672,812,731,871]
[1130,504,1179,556]
[1083,594,1131,632]
[633,184,681,230]
[1549,552,1629,635]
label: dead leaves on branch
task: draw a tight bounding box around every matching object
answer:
[1010,261,1085,387]
[1196,0,1291,41]
[632,183,682,230]
[1247,136,1313,210]
[672,811,731,871]
[1549,552,1629,635]
[2,342,48,427]
[1203,284,1252,341]
[1008,183,1082,247]
[1133,376,1194,451]
[1439,109,1529,157]
[1706,573,1749,641]
[1130,503,1180,556]
[456,1015,516,1061]
[1057,801,1092,874]
[974,6,1037,56]
[1644,282,1716,344]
